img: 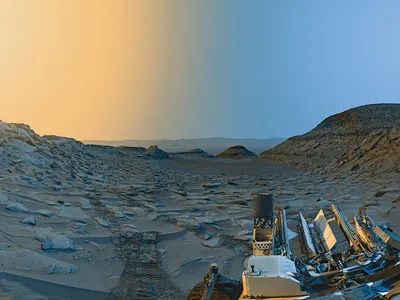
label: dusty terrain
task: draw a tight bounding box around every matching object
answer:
[0,117,399,299]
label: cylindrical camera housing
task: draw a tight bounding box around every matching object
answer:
[252,193,274,218]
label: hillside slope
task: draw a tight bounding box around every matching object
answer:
[260,104,400,175]
[0,122,94,177]
[217,145,257,159]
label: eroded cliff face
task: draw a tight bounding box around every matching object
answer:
[260,104,400,176]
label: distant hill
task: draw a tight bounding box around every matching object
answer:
[217,145,257,159]
[83,137,285,155]
[260,104,400,176]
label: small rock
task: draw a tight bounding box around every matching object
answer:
[203,233,212,240]
[59,207,89,222]
[6,202,28,212]
[129,207,146,214]
[0,193,9,205]
[203,183,222,189]
[392,196,400,203]
[171,189,187,196]
[80,199,93,210]
[202,238,219,248]
[53,185,62,192]
[173,270,183,278]
[179,257,204,267]
[213,224,223,231]
[120,224,138,237]
[39,234,76,251]
[22,217,36,225]
[34,210,53,217]
[123,211,136,216]
[375,189,400,197]
[365,199,378,207]
[105,205,124,218]
[238,230,252,236]
[147,213,160,221]
[227,181,239,186]
[89,241,102,251]
[277,191,296,196]
[375,191,386,197]
[95,217,110,227]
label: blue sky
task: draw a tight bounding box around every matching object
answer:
[159,1,400,139]
[2,1,399,140]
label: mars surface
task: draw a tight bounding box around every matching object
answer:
[0,105,399,299]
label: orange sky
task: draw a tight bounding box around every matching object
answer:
[0,0,170,140]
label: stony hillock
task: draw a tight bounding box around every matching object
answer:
[216,145,257,159]
[143,145,169,159]
[169,148,214,159]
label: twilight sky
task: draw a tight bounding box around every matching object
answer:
[1,1,399,140]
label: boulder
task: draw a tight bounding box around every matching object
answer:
[36,232,76,251]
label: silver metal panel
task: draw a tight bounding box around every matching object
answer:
[354,217,372,247]
[299,212,316,256]
[374,225,400,250]
[314,209,337,250]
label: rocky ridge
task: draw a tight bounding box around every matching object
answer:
[0,122,94,176]
[260,104,400,176]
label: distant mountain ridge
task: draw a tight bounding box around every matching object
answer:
[260,104,400,176]
[83,137,285,155]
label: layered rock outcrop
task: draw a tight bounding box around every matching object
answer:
[260,104,400,175]
[217,145,257,159]
[0,122,93,175]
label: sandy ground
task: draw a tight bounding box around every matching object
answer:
[0,153,399,299]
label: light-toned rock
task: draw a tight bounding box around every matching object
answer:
[22,217,36,225]
[59,207,89,222]
[80,199,93,210]
[34,210,53,217]
[0,193,9,205]
[120,224,138,237]
[0,249,78,274]
[6,202,28,212]
[202,238,219,248]
[105,204,124,218]
[203,183,222,189]
[36,232,76,251]
[95,217,110,227]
